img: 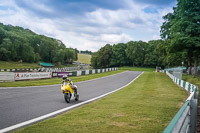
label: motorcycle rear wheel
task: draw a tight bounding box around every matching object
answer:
[75,94,79,101]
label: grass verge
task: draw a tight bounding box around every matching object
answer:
[0,70,125,87]
[0,61,40,69]
[14,72,188,133]
[0,61,78,69]
[182,74,200,88]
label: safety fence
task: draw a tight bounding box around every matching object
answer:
[0,68,39,72]
[163,71,199,133]
[0,67,118,82]
[71,68,117,76]
[164,66,187,72]
[40,67,81,72]
[52,68,118,77]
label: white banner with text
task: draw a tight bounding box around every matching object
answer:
[15,72,52,81]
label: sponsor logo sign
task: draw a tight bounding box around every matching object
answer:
[15,72,52,80]
[52,72,72,78]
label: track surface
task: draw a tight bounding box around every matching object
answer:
[0,71,142,130]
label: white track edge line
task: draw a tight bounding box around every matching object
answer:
[0,72,144,133]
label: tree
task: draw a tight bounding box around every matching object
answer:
[144,40,159,67]
[34,53,41,62]
[91,44,112,68]
[0,27,6,44]
[98,44,112,68]
[0,47,10,60]
[110,43,131,67]
[91,52,100,68]
[64,48,78,64]
[126,41,147,66]
[74,48,79,61]
[161,0,200,76]
[0,38,12,60]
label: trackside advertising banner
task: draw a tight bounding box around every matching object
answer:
[15,72,52,81]
[52,72,72,78]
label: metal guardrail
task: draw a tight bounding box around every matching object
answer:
[163,71,199,133]
[39,67,81,72]
[0,68,118,82]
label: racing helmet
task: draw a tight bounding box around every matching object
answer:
[62,75,68,80]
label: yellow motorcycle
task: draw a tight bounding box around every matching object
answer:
[61,82,79,103]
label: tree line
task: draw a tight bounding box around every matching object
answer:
[91,40,186,69]
[80,50,92,55]
[0,23,78,64]
[91,0,200,76]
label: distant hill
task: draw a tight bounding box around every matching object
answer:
[78,53,91,64]
[0,23,78,64]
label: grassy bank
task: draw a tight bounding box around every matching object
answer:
[0,61,40,69]
[182,74,200,88]
[78,53,91,64]
[14,72,187,133]
[0,61,79,69]
[0,70,125,87]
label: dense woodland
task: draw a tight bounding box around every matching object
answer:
[0,23,78,65]
[91,0,200,76]
[91,40,186,68]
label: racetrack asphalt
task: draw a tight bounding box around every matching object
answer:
[0,71,142,131]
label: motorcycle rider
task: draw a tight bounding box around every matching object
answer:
[62,75,77,95]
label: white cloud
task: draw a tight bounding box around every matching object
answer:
[0,0,14,6]
[0,0,175,51]
[19,0,53,13]
[99,33,132,43]
[152,35,161,40]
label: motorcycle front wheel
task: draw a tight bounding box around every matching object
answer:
[64,93,71,103]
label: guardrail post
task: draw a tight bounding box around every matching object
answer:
[190,98,198,133]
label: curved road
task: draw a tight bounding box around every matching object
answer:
[0,71,142,131]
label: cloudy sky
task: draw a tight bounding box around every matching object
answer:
[0,0,176,51]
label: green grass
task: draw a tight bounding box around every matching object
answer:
[0,70,125,87]
[78,53,91,64]
[0,61,40,69]
[119,66,155,72]
[55,63,78,68]
[14,72,187,133]
[0,61,79,69]
[182,74,200,88]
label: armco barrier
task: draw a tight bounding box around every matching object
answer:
[52,72,73,78]
[0,72,15,82]
[163,71,199,133]
[70,67,118,76]
[0,67,118,82]
[0,67,119,73]
[41,67,81,72]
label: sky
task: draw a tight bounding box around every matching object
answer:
[0,0,176,52]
